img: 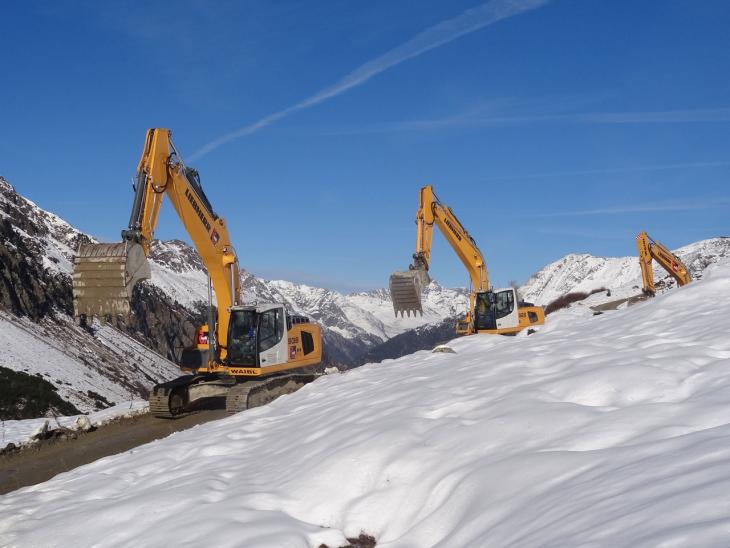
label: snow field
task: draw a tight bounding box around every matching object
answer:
[1,261,730,547]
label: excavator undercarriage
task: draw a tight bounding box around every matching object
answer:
[148,373,318,418]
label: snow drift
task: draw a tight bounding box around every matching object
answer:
[2,258,730,546]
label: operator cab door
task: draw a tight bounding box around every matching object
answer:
[493,288,519,330]
[474,289,519,331]
[257,306,287,367]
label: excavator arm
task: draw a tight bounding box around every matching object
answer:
[417,185,489,291]
[636,231,691,296]
[73,129,240,353]
[390,185,488,317]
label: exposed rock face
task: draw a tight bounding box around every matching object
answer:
[126,284,207,364]
[0,216,72,319]
[0,178,80,319]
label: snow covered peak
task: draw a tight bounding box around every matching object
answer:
[146,236,468,341]
[0,177,91,274]
[149,239,207,273]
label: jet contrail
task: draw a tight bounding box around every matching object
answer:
[189,0,548,160]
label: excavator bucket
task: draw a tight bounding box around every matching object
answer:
[389,268,431,317]
[72,241,150,318]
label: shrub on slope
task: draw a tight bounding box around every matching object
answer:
[544,287,606,315]
[0,366,80,420]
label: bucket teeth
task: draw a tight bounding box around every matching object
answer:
[72,241,151,318]
[389,269,430,317]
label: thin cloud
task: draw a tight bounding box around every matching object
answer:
[484,161,730,181]
[323,107,730,135]
[535,228,627,240]
[544,199,730,217]
[189,0,548,160]
[579,108,730,124]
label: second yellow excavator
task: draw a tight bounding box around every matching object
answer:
[390,185,544,335]
[72,129,322,417]
[636,231,692,296]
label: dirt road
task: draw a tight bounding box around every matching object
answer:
[0,408,228,495]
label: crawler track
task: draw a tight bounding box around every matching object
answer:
[225,373,317,413]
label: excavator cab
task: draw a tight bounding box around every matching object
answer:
[227,304,321,368]
[473,288,544,335]
[474,289,515,331]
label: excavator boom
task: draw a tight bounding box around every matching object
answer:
[636,231,692,296]
[73,129,240,350]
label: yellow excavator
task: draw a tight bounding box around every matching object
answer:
[636,231,692,296]
[390,185,544,335]
[72,129,322,417]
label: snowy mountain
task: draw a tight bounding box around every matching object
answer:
[3,258,730,546]
[149,238,468,343]
[520,237,730,306]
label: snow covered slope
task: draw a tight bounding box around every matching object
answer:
[0,311,180,413]
[3,259,730,546]
[521,237,730,305]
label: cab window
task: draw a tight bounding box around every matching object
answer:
[494,290,515,319]
[258,308,284,352]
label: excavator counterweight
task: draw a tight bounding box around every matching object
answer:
[72,241,150,318]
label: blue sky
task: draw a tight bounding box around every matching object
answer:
[2,0,729,292]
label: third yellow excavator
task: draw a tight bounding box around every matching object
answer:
[636,231,692,296]
[390,185,544,335]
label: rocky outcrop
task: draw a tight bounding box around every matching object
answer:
[125,284,207,363]
[0,216,73,320]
